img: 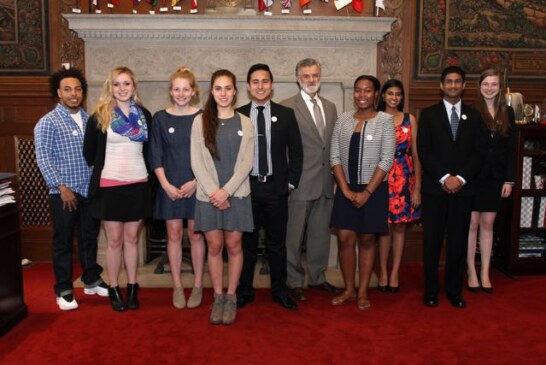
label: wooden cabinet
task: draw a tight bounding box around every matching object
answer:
[497,126,546,275]
[0,173,27,336]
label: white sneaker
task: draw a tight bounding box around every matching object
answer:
[56,294,79,311]
[84,282,109,297]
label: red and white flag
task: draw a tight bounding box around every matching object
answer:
[281,0,291,8]
[259,0,273,11]
[191,0,198,9]
[375,0,385,10]
[300,0,311,7]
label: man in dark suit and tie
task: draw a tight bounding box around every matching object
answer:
[417,66,485,309]
[236,64,303,310]
[281,58,340,301]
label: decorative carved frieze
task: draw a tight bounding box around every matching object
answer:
[377,0,403,82]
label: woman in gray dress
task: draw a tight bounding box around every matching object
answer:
[149,67,206,309]
[191,69,254,325]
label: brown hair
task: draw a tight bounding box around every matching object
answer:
[169,66,200,106]
[476,68,510,136]
[202,69,238,159]
[93,66,142,132]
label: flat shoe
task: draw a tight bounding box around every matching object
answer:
[331,292,356,306]
[357,296,371,311]
[187,286,203,308]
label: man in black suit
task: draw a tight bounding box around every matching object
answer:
[236,64,303,310]
[417,66,484,309]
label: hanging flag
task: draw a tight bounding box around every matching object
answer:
[352,0,363,12]
[300,0,311,7]
[111,0,121,5]
[281,0,291,8]
[334,0,350,10]
[92,0,98,5]
[259,0,273,11]
[171,0,179,6]
[191,0,198,9]
[375,0,385,10]
[133,0,142,5]
[146,0,158,5]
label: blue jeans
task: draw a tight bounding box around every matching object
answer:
[49,193,103,296]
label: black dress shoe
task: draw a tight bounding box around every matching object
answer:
[388,285,400,293]
[236,294,255,308]
[108,286,126,312]
[466,284,480,293]
[481,286,494,294]
[308,282,342,295]
[126,283,139,310]
[423,294,438,307]
[377,284,389,292]
[289,287,307,301]
[447,295,466,308]
[273,295,298,310]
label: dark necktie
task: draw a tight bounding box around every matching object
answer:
[257,106,268,175]
[310,98,325,140]
[450,106,459,141]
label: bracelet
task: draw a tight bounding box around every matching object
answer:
[365,188,373,195]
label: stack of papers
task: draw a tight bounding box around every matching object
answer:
[0,180,16,207]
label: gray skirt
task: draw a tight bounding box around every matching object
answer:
[193,196,254,233]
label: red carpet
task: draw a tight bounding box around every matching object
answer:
[1,264,546,364]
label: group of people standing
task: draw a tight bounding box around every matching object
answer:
[34,58,514,325]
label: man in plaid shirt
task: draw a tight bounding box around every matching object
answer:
[34,68,108,311]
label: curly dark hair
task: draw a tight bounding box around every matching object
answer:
[49,67,88,98]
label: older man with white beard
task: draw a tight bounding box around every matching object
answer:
[281,58,340,301]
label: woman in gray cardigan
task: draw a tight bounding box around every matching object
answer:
[190,69,254,325]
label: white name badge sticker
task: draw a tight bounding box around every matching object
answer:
[95,9,102,13]
[149,10,156,14]
[107,3,115,8]
[264,11,273,16]
[303,9,312,14]
[160,7,168,12]
[190,9,198,13]
[173,6,182,10]
[281,9,290,14]
[72,8,81,13]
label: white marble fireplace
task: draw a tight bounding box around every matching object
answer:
[65,14,394,268]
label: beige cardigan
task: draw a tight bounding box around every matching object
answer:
[190,112,254,202]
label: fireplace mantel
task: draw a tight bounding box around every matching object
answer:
[65,14,394,44]
[65,14,394,268]
[65,14,394,112]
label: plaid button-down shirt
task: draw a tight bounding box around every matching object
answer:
[34,103,92,196]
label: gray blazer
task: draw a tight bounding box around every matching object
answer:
[281,92,338,201]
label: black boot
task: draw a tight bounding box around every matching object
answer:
[127,283,140,310]
[108,286,126,312]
